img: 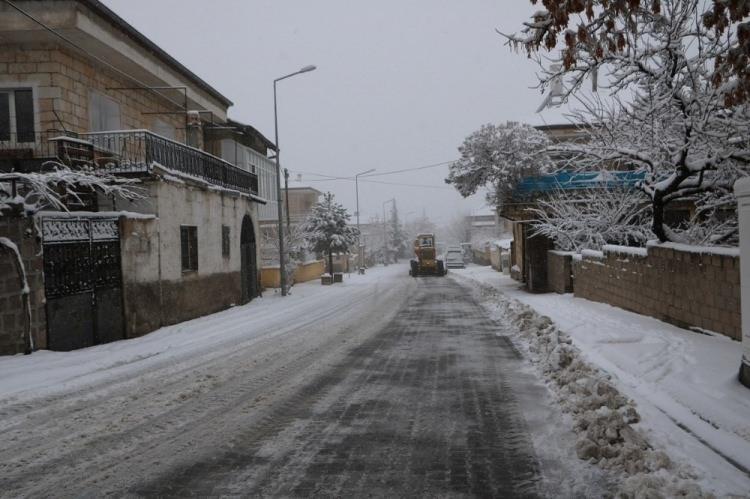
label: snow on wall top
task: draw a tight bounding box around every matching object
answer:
[602,245,648,257]
[581,249,605,259]
[646,240,740,257]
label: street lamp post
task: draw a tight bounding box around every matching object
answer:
[355,168,376,273]
[273,64,316,296]
[382,198,395,266]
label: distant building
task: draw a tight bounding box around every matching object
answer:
[259,174,322,268]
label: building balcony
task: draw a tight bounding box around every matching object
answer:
[0,129,259,196]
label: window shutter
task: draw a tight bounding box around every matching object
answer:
[14,89,34,142]
[190,227,198,270]
[0,93,10,141]
[181,226,189,271]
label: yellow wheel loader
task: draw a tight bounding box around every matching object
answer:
[409,233,446,277]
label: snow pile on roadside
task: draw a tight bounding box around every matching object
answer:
[475,283,711,498]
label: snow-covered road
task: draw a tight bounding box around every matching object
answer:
[0,265,414,495]
[0,264,610,497]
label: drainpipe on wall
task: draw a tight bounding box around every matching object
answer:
[734,177,750,388]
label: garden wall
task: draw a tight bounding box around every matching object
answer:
[0,216,46,354]
[571,244,741,340]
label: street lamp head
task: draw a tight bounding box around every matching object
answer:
[299,65,317,73]
[362,168,376,175]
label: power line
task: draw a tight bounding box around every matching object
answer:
[361,160,457,177]
[290,158,457,182]
[290,171,453,190]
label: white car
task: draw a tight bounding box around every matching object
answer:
[445,250,465,269]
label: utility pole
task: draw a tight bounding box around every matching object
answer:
[273,64,316,296]
[382,198,394,266]
[284,168,291,236]
[355,168,376,273]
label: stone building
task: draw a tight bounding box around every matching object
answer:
[0,0,277,352]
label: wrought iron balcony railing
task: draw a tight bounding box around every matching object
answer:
[0,129,259,196]
[82,130,258,195]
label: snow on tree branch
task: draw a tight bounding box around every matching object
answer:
[1,162,142,218]
[529,187,653,251]
[506,0,750,105]
[445,122,552,208]
[505,1,750,245]
[301,192,359,274]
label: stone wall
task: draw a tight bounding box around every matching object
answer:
[261,260,326,289]
[0,216,46,354]
[0,43,185,138]
[295,260,325,283]
[572,244,741,340]
[547,250,574,294]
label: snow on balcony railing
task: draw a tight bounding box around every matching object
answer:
[82,130,259,195]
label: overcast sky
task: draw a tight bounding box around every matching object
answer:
[103,0,567,225]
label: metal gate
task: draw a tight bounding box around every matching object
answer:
[42,217,125,351]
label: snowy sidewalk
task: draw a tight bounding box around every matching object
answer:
[0,265,404,405]
[452,266,750,497]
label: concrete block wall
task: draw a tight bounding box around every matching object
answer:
[0,216,46,354]
[571,245,741,340]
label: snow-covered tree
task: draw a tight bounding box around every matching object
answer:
[529,187,652,251]
[446,122,552,208]
[507,0,750,105]
[0,164,139,353]
[509,0,750,244]
[301,192,359,275]
[387,200,408,260]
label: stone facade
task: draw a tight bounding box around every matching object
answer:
[0,216,46,354]
[571,245,741,340]
[0,43,186,140]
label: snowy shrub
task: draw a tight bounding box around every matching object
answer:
[529,187,653,251]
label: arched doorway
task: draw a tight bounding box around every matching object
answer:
[240,215,258,303]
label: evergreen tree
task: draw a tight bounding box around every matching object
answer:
[388,200,408,260]
[302,192,359,275]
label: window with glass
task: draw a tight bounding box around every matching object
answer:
[222,225,230,258]
[89,91,121,132]
[180,225,198,272]
[0,88,35,143]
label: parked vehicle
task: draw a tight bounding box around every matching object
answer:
[445,249,465,269]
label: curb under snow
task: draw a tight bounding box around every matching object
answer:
[463,277,713,499]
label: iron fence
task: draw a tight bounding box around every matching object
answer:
[0,130,75,162]
[83,130,258,195]
[0,129,258,195]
